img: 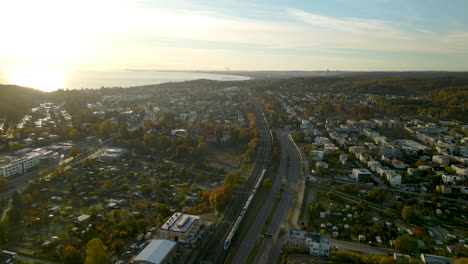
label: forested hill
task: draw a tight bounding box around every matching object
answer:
[0,85,46,121]
[254,76,468,96]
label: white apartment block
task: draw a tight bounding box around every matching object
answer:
[386,172,402,187]
[289,229,330,257]
[0,154,41,177]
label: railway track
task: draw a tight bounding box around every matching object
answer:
[196,96,272,264]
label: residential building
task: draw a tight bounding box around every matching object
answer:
[0,153,41,177]
[386,172,402,187]
[432,155,451,166]
[436,185,452,194]
[451,164,468,176]
[352,168,372,183]
[367,161,382,172]
[289,229,330,256]
[160,213,201,245]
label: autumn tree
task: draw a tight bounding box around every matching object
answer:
[118,124,129,139]
[98,120,112,138]
[64,245,81,264]
[84,238,109,264]
[455,257,468,264]
[69,128,82,140]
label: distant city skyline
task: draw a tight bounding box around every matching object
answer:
[1,0,467,71]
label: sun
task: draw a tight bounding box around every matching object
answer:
[5,65,68,92]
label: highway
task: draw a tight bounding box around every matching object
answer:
[253,131,303,264]
[231,130,290,263]
[195,96,272,264]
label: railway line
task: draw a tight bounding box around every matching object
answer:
[196,96,272,264]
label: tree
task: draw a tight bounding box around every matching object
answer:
[263,178,273,188]
[341,184,354,194]
[12,191,22,208]
[69,128,82,140]
[118,124,129,139]
[64,245,81,264]
[195,172,206,182]
[111,239,125,253]
[69,148,83,159]
[84,238,109,264]
[395,234,419,253]
[0,178,8,189]
[101,180,113,190]
[414,159,427,167]
[379,256,394,264]
[401,206,414,222]
[0,222,7,244]
[98,120,112,138]
[455,257,468,264]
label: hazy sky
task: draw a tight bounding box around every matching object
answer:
[1,0,467,71]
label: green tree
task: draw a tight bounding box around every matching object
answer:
[118,124,129,139]
[69,128,82,140]
[401,206,414,222]
[195,172,206,182]
[395,234,419,253]
[64,245,82,264]
[98,120,112,138]
[84,238,109,264]
[414,159,427,167]
[0,222,7,244]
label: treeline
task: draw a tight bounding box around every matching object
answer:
[254,76,468,96]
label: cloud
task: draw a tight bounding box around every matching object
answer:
[1,1,467,70]
[288,8,402,36]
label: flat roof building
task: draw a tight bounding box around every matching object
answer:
[133,239,177,264]
[160,213,201,245]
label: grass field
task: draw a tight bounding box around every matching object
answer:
[205,144,243,171]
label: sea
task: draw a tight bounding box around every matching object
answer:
[0,68,251,92]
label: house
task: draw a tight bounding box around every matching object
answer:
[339,154,348,165]
[316,161,328,169]
[436,185,452,194]
[441,174,463,184]
[367,161,382,171]
[451,164,468,176]
[160,213,201,245]
[432,155,451,166]
[446,245,457,254]
[77,214,91,223]
[289,229,330,256]
[133,239,177,264]
[310,150,324,161]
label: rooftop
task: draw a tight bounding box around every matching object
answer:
[161,213,200,233]
[134,239,176,264]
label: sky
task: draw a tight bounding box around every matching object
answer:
[0,0,467,71]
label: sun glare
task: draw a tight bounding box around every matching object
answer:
[6,65,68,92]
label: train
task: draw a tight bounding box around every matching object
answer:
[224,168,267,250]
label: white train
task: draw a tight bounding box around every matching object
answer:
[224,168,267,250]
